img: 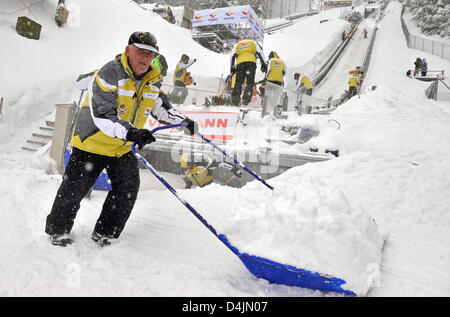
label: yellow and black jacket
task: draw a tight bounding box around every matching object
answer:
[266,52,286,83]
[173,58,196,86]
[230,39,265,67]
[296,75,313,90]
[183,157,234,189]
[71,52,185,157]
[349,75,359,87]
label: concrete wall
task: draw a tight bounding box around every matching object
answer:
[50,102,76,174]
[266,0,311,19]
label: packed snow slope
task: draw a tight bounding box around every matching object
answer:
[0,0,449,297]
[1,0,349,116]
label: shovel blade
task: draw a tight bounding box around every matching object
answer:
[219,235,355,295]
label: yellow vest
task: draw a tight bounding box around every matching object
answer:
[301,76,313,89]
[185,165,213,187]
[266,58,285,82]
[173,63,187,84]
[70,52,162,157]
[235,40,257,65]
[349,76,359,87]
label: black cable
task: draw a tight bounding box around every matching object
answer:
[328,119,341,130]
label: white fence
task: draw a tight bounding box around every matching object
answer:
[409,34,450,61]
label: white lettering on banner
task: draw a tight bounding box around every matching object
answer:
[144,111,239,141]
[192,5,264,40]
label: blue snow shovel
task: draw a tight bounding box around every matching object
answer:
[132,124,355,295]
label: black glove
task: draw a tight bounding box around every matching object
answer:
[231,166,243,178]
[126,127,156,150]
[180,118,198,136]
[230,66,236,73]
[261,63,267,73]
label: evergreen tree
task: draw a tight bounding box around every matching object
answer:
[402,0,450,38]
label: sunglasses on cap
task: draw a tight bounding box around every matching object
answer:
[128,32,159,54]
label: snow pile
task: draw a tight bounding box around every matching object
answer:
[264,8,349,87]
[187,168,387,296]
[0,0,226,110]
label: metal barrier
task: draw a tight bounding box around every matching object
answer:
[161,82,222,106]
[361,23,379,79]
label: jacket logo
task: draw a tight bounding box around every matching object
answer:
[118,104,126,115]
[144,108,152,117]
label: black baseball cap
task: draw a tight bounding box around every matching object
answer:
[128,31,159,53]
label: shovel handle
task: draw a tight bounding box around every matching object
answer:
[196,132,274,191]
[131,122,187,152]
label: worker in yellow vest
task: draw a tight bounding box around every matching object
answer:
[348,74,360,98]
[294,73,313,95]
[181,153,242,189]
[230,38,266,106]
[259,51,286,97]
[167,7,175,24]
[294,72,314,113]
[223,72,236,95]
[173,54,197,103]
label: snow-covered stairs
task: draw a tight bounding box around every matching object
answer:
[22,120,54,152]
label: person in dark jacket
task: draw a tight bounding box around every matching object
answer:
[45,31,198,247]
[414,57,423,77]
[421,58,428,76]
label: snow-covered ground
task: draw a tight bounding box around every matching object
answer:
[0,0,449,297]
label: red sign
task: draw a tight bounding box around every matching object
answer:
[144,111,240,141]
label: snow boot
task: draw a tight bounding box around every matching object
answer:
[91,231,111,247]
[49,234,73,247]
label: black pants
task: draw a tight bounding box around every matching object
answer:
[45,147,140,238]
[173,80,188,103]
[231,62,256,106]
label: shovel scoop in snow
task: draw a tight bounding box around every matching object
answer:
[132,124,355,296]
[218,235,355,295]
